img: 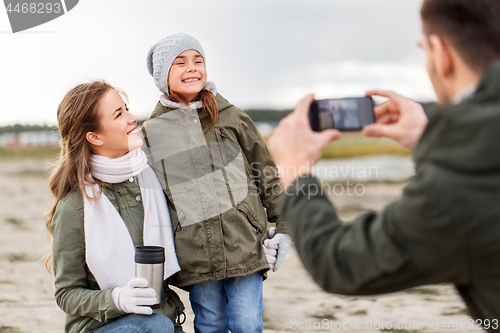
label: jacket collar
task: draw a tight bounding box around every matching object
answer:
[414,60,500,172]
[150,91,234,120]
[159,81,217,109]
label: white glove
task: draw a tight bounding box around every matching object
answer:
[263,227,277,270]
[263,227,292,272]
[111,277,156,315]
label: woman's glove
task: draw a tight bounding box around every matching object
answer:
[263,227,292,272]
[111,277,156,315]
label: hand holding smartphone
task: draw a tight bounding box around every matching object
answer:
[309,96,375,132]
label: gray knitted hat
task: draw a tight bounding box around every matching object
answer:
[147,33,206,95]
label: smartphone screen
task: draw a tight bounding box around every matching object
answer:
[309,97,375,132]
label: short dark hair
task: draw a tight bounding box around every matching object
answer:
[421,0,500,73]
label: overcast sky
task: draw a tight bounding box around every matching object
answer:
[0,0,434,126]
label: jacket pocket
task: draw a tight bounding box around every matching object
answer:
[237,201,264,233]
[165,191,182,232]
[163,286,186,325]
[175,211,185,231]
[171,203,186,231]
[214,127,229,166]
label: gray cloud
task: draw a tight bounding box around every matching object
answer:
[0,0,430,125]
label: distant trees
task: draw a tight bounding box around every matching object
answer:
[0,102,436,134]
[0,124,57,135]
[243,109,292,122]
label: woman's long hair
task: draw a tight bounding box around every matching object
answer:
[45,81,119,272]
[169,87,218,133]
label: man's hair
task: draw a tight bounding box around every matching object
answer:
[421,0,500,73]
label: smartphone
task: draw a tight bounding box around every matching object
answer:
[309,96,375,132]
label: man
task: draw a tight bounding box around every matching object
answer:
[268,0,500,330]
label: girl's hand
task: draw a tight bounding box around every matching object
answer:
[263,227,292,272]
[112,277,157,315]
[263,244,277,271]
[263,227,278,270]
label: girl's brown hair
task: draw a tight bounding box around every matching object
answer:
[45,80,120,272]
[169,87,218,133]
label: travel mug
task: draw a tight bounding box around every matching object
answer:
[135,246,165,309]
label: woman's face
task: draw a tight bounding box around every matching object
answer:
[168,49,207,102]
[88,89,143,158]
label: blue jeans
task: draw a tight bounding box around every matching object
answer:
[189,272,264,333]
[94,313,180,333]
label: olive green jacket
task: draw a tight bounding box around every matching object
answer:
[279,61,500,332]
[142,93,288,288]
[51,178,184,333]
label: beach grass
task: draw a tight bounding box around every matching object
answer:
[0,326,23,333]
[2,132,409,161]
[263,132,410,159]
[0,146,60,160]
[310,132,410,159]
[442,308,469,316]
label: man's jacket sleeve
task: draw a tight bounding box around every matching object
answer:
[278,170,468,295]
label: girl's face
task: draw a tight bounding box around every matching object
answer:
[87,89,143,158]
[168,49,207,102]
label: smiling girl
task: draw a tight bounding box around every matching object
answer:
[47,81,185,333]
[143,33,292,333]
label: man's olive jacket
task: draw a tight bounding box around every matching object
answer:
[279,61,500,331]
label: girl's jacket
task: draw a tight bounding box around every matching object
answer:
[141,93,289,288]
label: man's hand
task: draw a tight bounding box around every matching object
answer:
[268,95,341,189]
[362,90,428,151]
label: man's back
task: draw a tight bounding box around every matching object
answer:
[414,61,500,323]
[278,62,500,330]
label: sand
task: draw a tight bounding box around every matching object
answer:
[0,159,474,333]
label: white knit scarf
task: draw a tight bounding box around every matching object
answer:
[84,148,180,291]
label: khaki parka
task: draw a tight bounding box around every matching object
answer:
[141,93,289,288]
[51,179,185,333]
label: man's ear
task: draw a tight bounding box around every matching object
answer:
[429,34,453,78]
[86,132,103,147]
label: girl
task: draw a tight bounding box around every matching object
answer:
[143,33,292,333]
[47,81,185,333]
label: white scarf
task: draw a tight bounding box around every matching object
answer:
[84,148,180,291]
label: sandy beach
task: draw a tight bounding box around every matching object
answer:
[0,158,474,333]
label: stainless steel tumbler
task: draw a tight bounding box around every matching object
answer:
[135,246,165,309]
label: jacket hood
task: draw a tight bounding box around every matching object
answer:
[414,61,500,173]
[150,92,234,119]
[214,93,233,113]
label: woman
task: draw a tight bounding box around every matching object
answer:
[46,81,185,333]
